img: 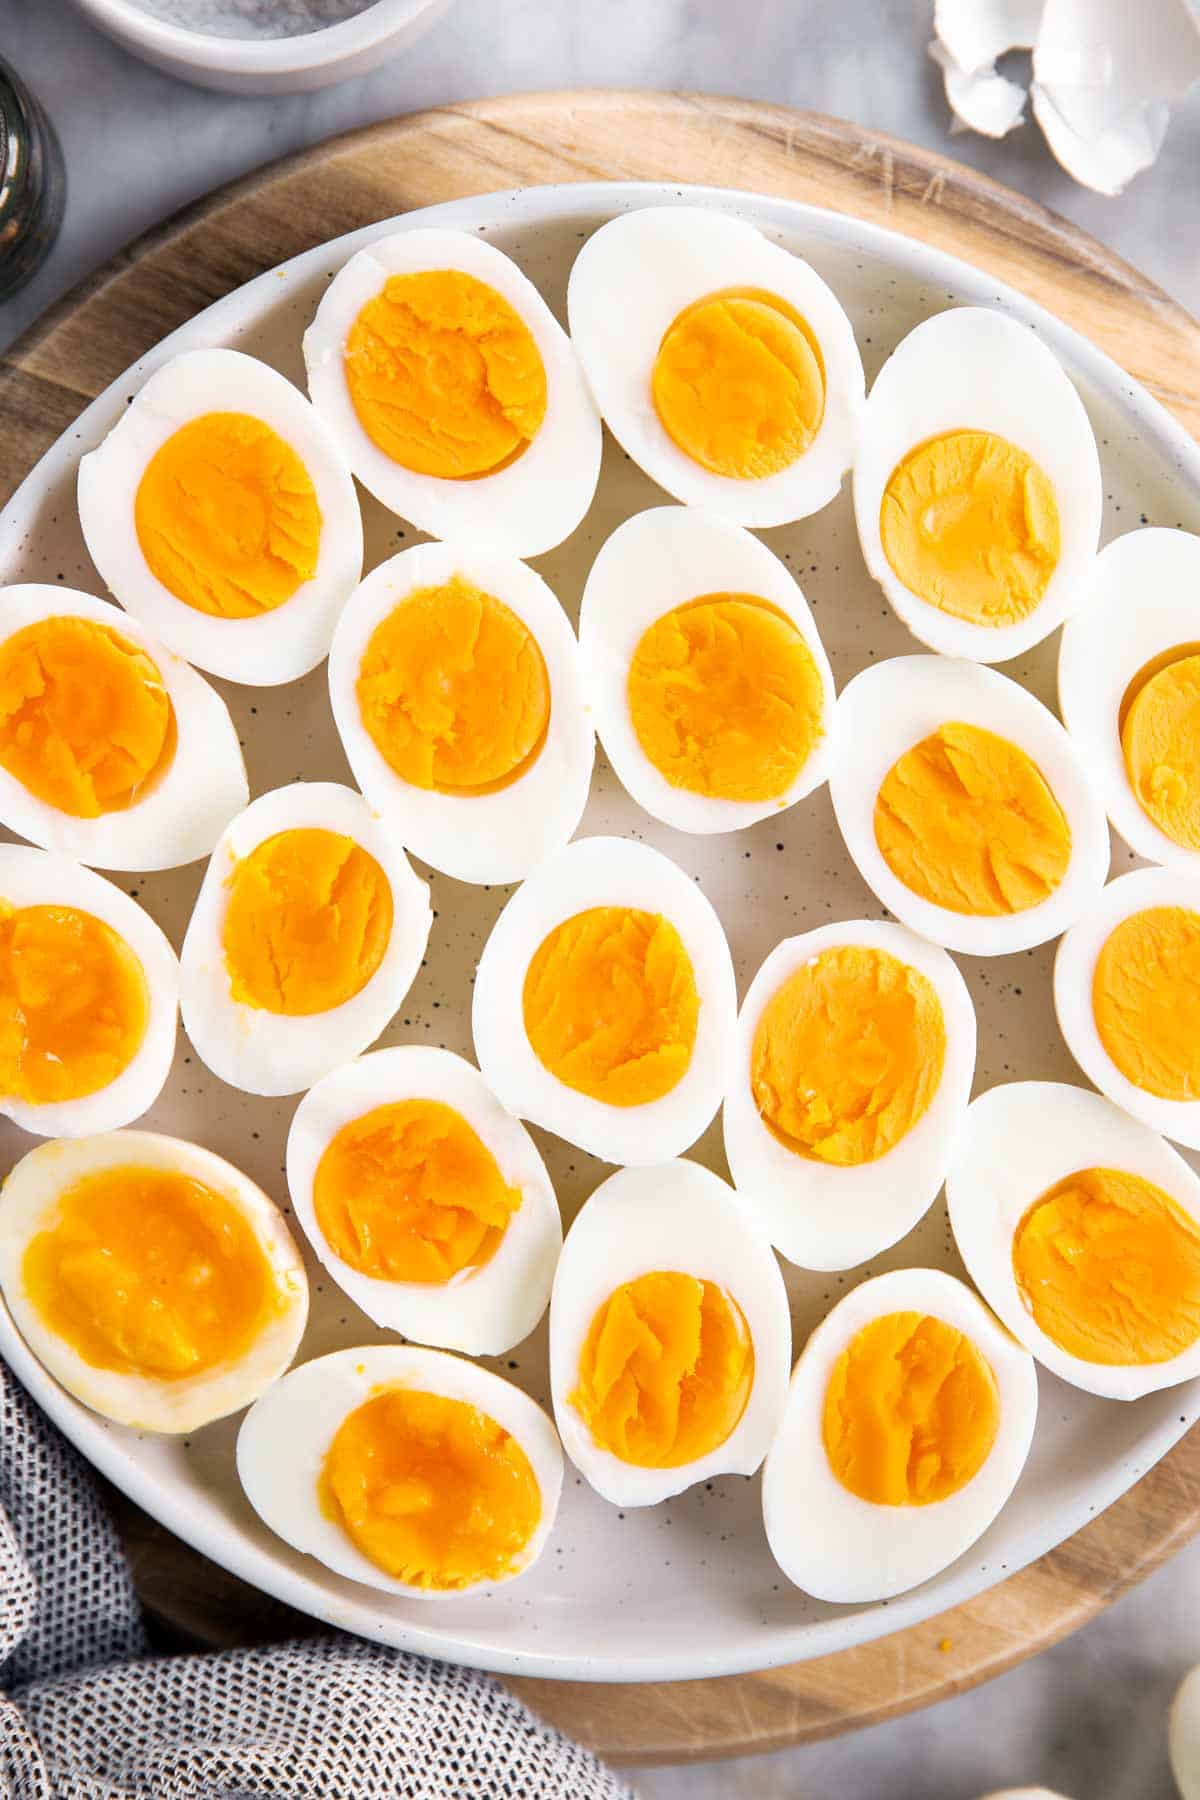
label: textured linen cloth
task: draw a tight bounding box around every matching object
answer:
[0,1359,635,1799]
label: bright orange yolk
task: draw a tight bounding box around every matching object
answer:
[312,1098,521,1285]
[880,430,1061,627]
[22,1164,280,1379]
[343,270,547,480]
[0,616,174,818]
[222,828,393,1017]
[750,944,946,1166]
[319,1386,541,1589]
[652,287,825,480]
[1013,1167,1200,1365]
[874,721,1072,916]
[571,1270,754,1468]
[1093,906,1200,1103]
[0,903,149,1105]
[355,574,550,793]
[521,906,699,1107]
[822,1311,1000,1506]
[627,593,824,802]
[1120,649,1200,851]
[135,412,322,619]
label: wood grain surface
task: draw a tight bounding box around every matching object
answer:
[4,90,1200,1768]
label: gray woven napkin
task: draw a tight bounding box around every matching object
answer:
[0,1359,635,1799]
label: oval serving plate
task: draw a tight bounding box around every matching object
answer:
[1,180,1199,1684]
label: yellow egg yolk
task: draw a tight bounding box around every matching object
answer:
[22,1164,280,1379]
[355,574,550,793]
[222,828,393,1017]
[1013,1167,1200,1365]
[651,287,825,480]
[0,616,174,818]
[0,903,149,1106]
[135,412,322,619]
[874,721,1072,916]
[1120,648,1200,852]
[571,1270,754,1468]
[880,430,1061,627]
[626,593,824,802]
[521,906,699,1107]
[822,1311,1000,1506]
[312,1098,521,1285]
[750,944,946,1166]
[343,270,547,480]
[319,1385,541,1589]
[1093,906,1200,1103]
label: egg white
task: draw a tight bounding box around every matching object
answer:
[578,505,835,835]
[303,228,601,559]
[328,540,594,885]
[723,919,977,1270]
[946,1080,1200,1399]
[567,206,864,527]
[762,1266,1037,1603]
[830,655,1111,956]
[180,782,432,1097]
[77,348,363,686]
[236,1343,563,1597]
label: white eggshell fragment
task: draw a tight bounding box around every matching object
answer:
[1170,1663,1200,1800]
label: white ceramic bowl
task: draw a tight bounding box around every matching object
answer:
[66,0,450,95]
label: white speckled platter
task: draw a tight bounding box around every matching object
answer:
[1,180,1199,1685]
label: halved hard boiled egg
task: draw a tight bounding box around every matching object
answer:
[724,920,976,1270]
[78,349,363,686]
[762,1267,1037,1602]
[854,308,1102,661]
[286,1046,561,1356]
[237,1344,562,1596]
[568,206,864,526]
[947,1081,1200,1399]
[831,655,1110,955]
[1059,528,1200,872]
[0,845,177,1139]
[0,585,247,871]
[578,505,835,834]
[549,1160,791,1507]
[1055,868,1200,1151]
[0,1129,308,1432]
[328,541,593,885]
[472,835,737,1164]
[303,229,601,559]
[181,782,431,1097]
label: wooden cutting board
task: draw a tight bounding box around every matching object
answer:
[4,90,1200,1768]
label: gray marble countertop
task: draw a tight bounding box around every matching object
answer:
[2,3,1199,1796]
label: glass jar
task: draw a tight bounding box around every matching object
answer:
[0,59,65,304]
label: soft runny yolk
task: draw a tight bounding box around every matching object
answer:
[0,903,149,1105]
[0,616,174,818]
[355,574,550,793]
[135,412,322,619]
[312,1098,521,1285]
[571,1270,754,1468]
[651,287,825,480]
[319,1385,541,1589]
[1119,647,1200,851]
[22,1164,280,1379]
[521,906,699,1107]
[222,827,393,1017]
[343,270,547,480]
[874,721,1072,916]
[822,1311,1000,1506]
[1012,1167,1200,1365]
[750,944,946,1166]
[627,593,824,802]
[880,431,1061,627]
[1093,906,1200,1103]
